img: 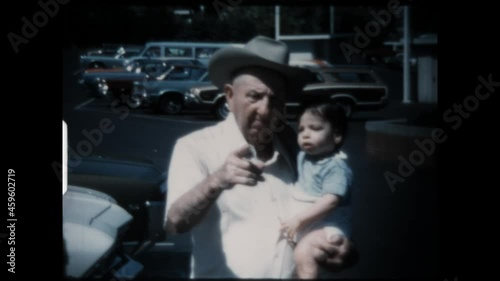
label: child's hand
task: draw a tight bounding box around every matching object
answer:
[280,217,303,241]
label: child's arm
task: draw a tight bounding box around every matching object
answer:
[280,193,340,240]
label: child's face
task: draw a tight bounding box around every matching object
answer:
[297,112,341,156]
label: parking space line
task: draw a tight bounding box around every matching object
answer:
[74,98,96,110]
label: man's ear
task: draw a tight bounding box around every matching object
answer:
[224,84,234,111]
[334,134,343,145]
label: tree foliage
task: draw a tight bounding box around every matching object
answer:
[64,4,436,49]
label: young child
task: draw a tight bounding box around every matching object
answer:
[280,103,353,279]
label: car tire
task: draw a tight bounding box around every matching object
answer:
[127,96,142,109]
[159,95,183,115]
[214,99,230,120]
[336,100,353,118]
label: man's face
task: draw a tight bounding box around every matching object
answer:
[225,67,286,146]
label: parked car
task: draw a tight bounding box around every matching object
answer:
[124,57,202,72]
[80,45,142,69]
[78,68,148,99]
[186,65,388,119]
[289,59,333,68]
[289,65,389,117]
[64,185,143,279]
[131,65,212,114]
[65,154,168,279]
[129,41,244,66]
[81,41,243,70]
[68,155,167,247]
[182,83,229,120]
[78,58,202,103]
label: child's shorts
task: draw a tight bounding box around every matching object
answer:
[290,187,351,243]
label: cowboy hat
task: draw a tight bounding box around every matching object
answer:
[208,36,313,95]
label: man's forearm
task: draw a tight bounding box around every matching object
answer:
[165,173,223,234]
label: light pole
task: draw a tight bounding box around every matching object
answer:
[403,5,412,103]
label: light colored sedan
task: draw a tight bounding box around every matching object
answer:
[131,65,212,114]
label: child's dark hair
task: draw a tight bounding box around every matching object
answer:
[300,102,348,148]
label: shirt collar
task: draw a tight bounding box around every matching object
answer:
[305,150,348,165]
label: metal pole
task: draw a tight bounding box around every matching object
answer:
[330,6,335,35]
[63,120,67,195]
[329,6,335,63]
[403,5,412,103]
[275,6,280,40]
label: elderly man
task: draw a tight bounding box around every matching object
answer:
[164,36,357,278]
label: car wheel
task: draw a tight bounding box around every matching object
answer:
[336,100,353,118]
[159,95,183,115]
[215,99,230,120]
[127,96,142,109]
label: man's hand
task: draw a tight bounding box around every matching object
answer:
[319,234,358,271]
[280,216,303,242]
[302,228,358,272]
[212,144,266,190]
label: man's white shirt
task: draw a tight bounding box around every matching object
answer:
[165,113,299,278]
